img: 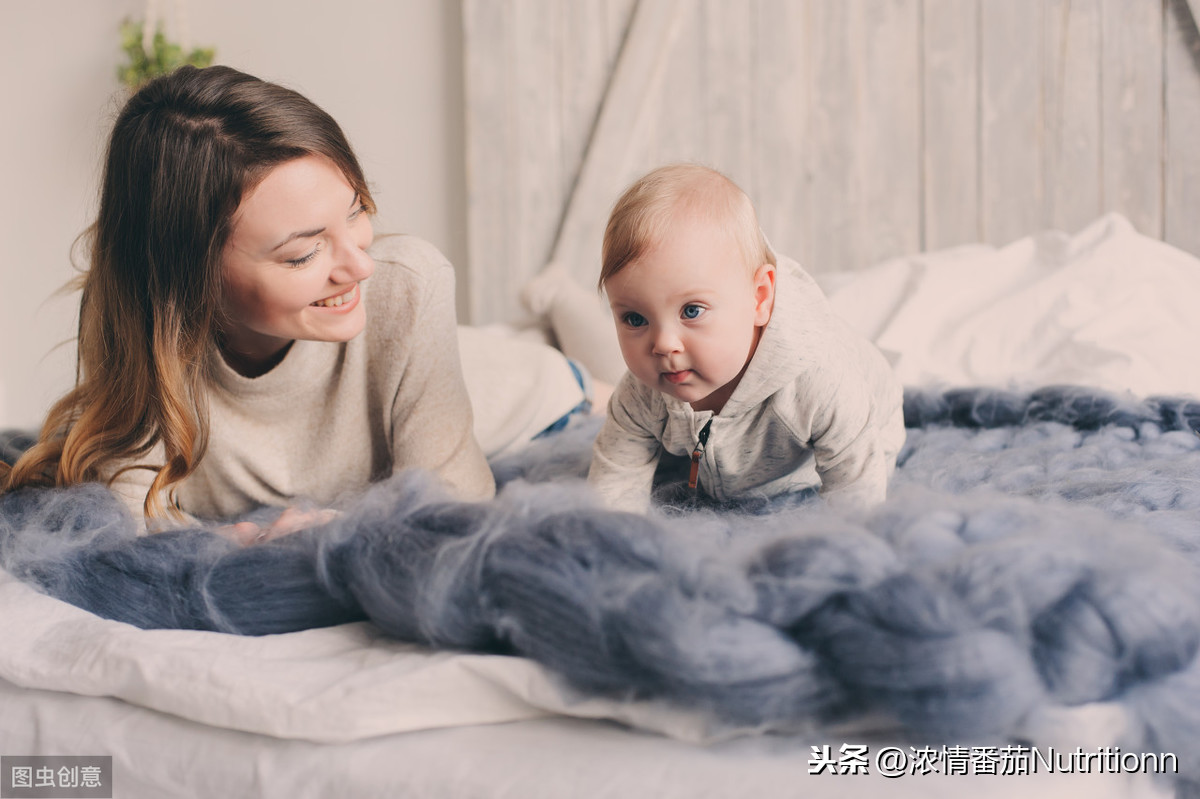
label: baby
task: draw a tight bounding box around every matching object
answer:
[588,164,906,512]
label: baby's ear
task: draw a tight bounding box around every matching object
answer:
[752,263,776,325]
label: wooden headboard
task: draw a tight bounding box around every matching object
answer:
[463,0,1200,325]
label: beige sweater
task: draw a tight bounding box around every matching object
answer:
[113,235,495,527]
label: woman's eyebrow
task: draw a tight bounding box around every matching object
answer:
[269,194,360,252]
[271,228,325,252]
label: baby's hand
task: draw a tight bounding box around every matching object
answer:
[216,507,340,546]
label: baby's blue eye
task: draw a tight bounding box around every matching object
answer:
[622,312,647,328]
[681,304,704,320]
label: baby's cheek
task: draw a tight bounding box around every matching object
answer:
[616,338,641,366]
[716,339,754,379]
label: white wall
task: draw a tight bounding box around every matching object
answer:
[0,0,468,429]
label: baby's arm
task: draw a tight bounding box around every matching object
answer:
[806,365,906,510]
[587,375,663,513]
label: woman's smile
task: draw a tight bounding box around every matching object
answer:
[311,282,361,309]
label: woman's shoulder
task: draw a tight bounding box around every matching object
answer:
[360,235,459,353]
[364,234,457,311]
[368,234,454,277]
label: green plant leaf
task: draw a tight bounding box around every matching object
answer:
[116,17,217,90]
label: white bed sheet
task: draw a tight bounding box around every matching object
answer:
[0,676,1171,799]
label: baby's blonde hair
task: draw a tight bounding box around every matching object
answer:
[599,164,774,290]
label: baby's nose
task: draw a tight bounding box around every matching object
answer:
[651,327,683,355]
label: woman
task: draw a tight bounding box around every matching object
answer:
[1,65,576,539]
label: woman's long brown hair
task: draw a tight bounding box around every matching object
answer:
[1,65,374,521]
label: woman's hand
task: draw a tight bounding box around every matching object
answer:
[217,506,340,546]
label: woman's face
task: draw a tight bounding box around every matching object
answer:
[220,155,374,373]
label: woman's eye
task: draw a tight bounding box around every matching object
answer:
[286,243,321,268]
[350,203,368,221]
[622,312,647,328]
[681,304,705,320]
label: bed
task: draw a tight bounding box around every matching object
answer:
[2,214,1198,799]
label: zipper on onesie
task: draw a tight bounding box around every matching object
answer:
[688,419,713,490]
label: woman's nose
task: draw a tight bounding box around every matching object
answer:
[329,224,375,284]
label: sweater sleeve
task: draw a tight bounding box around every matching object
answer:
[803,356,904,510]
[587,373,662,512]
[103,446,202,533]
[385,245,496,502]
[106,462,156,531]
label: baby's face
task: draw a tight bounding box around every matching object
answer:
[605,216,773,413]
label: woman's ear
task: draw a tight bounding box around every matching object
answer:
[752,263,776,326]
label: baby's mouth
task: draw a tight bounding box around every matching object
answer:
[662,369,692,385]
[311,283,358,308]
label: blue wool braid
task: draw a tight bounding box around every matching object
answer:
[903,384,1200,434]
[0,485,364,635]
[3,386,1200,774]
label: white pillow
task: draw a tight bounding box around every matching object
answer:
[862,214,1200,399]
[458,325,588,458]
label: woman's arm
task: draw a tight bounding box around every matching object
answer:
[380,239,495,501]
